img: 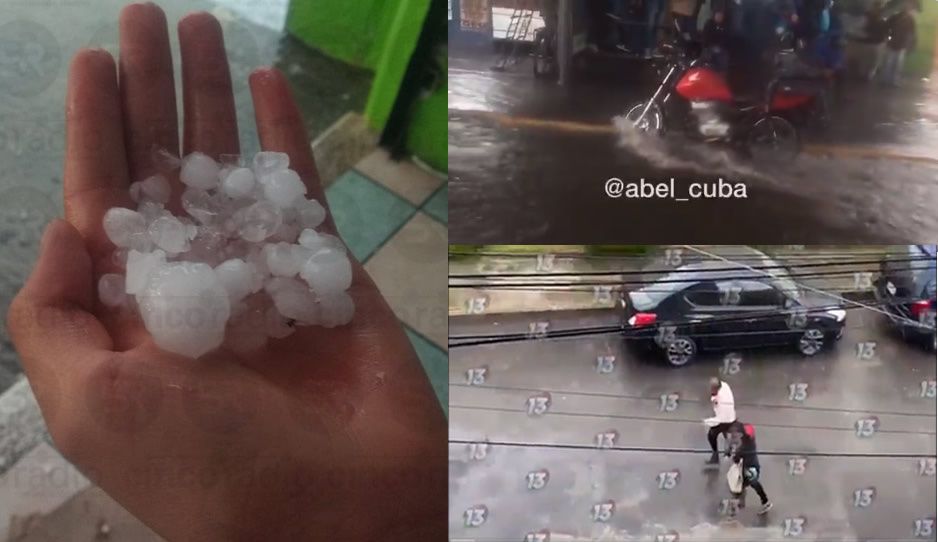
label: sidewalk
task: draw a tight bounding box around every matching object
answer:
[449,245,891,316]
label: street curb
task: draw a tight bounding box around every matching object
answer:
[310,111,378,189]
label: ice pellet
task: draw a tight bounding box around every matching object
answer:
[214,258,259,303]
[237,201,282,242]
[103,208,147,248]
[100,151,353,359]
[295,199,326,229]
[221,167,256,199]
[98,274,127,307]
[182,188,220,225]
[265,242,307,277]
[267,278,320,324]
[125,249,167,295]
[180,152,221,190]
[138,262,231,359]
[297,229,345,254]
[299,248,352,295]
[252,151,289,179]
[129,174,172,204]
[262,169,307,208]
[148,215,190,254]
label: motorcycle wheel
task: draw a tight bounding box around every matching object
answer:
[747,115,799,161]
[624,101,664,136]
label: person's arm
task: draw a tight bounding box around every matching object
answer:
[6,6,446,541]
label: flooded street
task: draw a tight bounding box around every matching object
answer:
[449,46,938,243]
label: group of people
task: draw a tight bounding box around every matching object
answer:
[580,0,919,84]
[859,0,919,85]
[704,377,774,515]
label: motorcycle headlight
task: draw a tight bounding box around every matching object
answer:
[826,309,846,322]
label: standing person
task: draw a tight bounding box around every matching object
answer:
[727,421,774,514]
[671,0,700,40]
[862,0,889,80]
[702,9,731,72]
[704,377,736,464]
[881,0,917,86]
[645,0,668,57]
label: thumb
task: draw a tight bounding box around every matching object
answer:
[8,219,112,367]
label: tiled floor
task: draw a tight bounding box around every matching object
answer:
[326,149,448,412]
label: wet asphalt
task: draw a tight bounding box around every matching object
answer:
[448,46,938,244]
[449,308,937,541]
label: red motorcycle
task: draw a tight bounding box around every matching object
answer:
[625,37,811,159]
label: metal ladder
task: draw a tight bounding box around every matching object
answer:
[491,0,538,71]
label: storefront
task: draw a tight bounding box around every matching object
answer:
[451,0,592,84]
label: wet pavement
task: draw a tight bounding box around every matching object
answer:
[449,309,937,541]
[448,45,938,243]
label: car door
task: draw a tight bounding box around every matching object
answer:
[687,279,753,351]
[733,280,790,349]
[680,281,723,350]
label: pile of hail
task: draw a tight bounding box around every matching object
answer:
[97,151,354,359]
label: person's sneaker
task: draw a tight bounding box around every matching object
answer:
[758,501,773,515]
[705,453,720,465]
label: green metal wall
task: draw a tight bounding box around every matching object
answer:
[286,0,398,70]
[286,0,444,172]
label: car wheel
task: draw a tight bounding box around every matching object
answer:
[797,328,825,356]
[664,336,697,367]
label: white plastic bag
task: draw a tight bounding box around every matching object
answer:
[727,462,743,494]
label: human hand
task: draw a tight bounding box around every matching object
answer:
[7,4,445,541]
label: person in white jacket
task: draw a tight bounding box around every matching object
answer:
[704,376,736,464]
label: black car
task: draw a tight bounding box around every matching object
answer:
[621,261,847,366]
[874,244,937,351]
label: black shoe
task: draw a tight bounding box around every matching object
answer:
[705,453,719,465]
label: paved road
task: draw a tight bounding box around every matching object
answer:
[449,309,937,541]
[449,52,938,243]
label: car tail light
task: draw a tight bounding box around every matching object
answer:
[910,300,931,318]
[628,313,657,327]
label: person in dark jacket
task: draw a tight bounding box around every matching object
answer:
[880,0,917,85]
[702,10,731,71]
[726,421,773,514]
[863,0,889,80]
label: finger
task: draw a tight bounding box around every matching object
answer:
[178,12,239,159]
[8,220,112,373]
[249,67,337,234]
[64,49,131,261]
[118,2,180,184]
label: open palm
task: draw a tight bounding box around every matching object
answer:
[7,5,445,541]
